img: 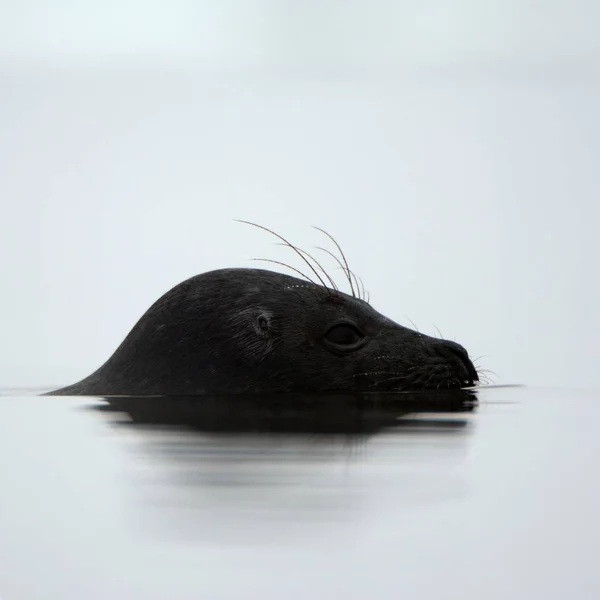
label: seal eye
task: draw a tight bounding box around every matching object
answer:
[324,323,364,347]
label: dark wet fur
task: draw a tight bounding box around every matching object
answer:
[48,268,479,396]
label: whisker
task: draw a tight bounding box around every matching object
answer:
[275,243,340,293]
[315,246,359,298]
[250,258,318,287]
[350,270,363,301]
[405,316,421,334]
[478,376,493,383]
[354,273,369,304]
[476,368,498,378]
[312,226,356,298]
[236,220,334,294]
[313,246,371,304]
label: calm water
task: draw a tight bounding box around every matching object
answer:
[1,385,599,599]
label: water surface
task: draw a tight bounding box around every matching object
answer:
[1,386,598,599]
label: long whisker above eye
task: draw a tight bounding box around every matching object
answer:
[250,258,318,287]
[315,246,355,296]
[312,226,356,298]
[354,273,368,303]
[236,220,334,294]
[405,316,421,334]
[274,243,339,293]
[314,246,370,303]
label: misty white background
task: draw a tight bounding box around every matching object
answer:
[1,1,598,390]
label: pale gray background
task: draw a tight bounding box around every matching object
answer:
[1,1,599,389]
[2,5,600,600]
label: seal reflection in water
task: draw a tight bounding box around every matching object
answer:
[95,391,478,435]
[47,223,479,397]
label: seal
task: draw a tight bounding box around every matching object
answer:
[47,267,479,396]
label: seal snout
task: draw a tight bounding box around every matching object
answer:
[434,340,479,387]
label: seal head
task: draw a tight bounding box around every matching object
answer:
[48,268,478,396]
